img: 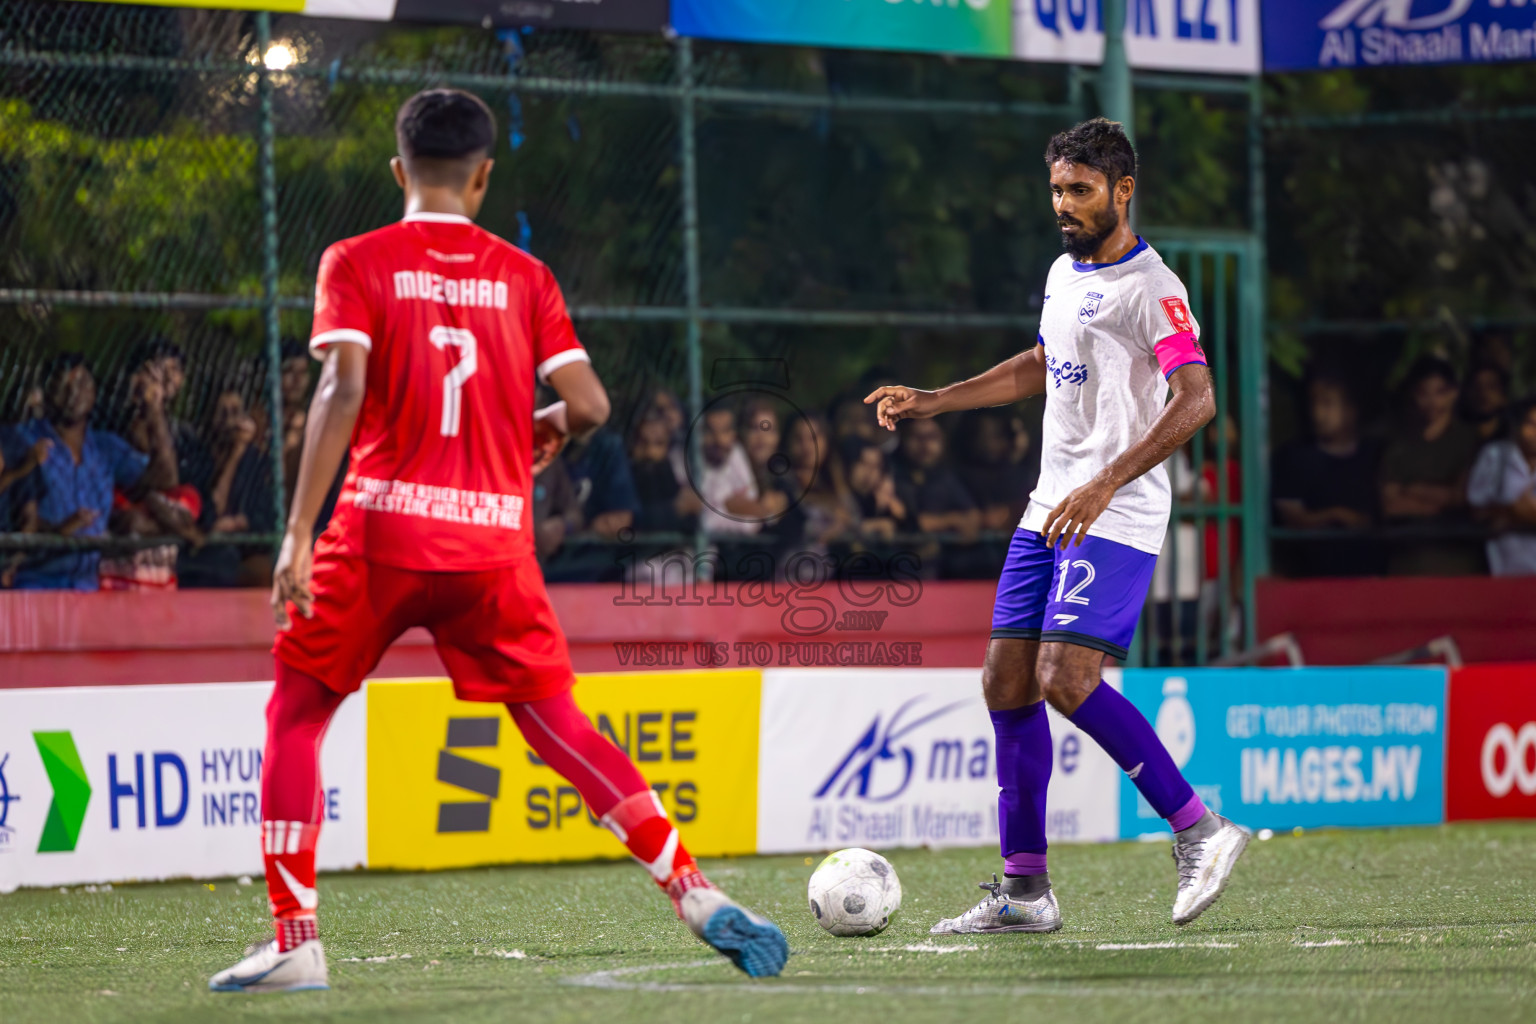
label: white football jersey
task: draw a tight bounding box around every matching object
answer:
[1019,238,1205,554]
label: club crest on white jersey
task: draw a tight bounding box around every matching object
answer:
[1078,291,1104,323]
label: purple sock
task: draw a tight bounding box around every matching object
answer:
[990,701,1052,874]
[1069,682,1206,831]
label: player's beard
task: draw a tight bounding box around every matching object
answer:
[1058,206,1119,261]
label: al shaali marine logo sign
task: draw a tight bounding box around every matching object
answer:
[34,731,92,853]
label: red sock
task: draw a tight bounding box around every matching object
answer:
[508,692,705,913]
[264,820,321,950]
[262,661,345,950]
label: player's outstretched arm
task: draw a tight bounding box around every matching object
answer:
[272,343,367,629]
[1042,362,1216,549]
[864,343,1046,430]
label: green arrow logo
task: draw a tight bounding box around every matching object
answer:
[33,731,91,853]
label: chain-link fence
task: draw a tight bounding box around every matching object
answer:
[1263,66,1536,585]
[0,3,1085,577]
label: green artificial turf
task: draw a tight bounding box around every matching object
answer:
[2,822,1533,1023]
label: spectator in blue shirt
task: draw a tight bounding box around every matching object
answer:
[11,354,179,590]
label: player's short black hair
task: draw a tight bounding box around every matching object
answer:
[1404,355,1458,392]
[1044,117,1138,191]
[395,89,496,167]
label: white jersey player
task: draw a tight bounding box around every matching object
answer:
[864,118,1250,935]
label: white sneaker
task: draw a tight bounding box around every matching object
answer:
[1171,814,1251,925]
[209,938,330,993]
[674,880,789,977]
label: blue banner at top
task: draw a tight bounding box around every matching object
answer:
[1265,1,1536,71]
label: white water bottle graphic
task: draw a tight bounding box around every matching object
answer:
[1154,676,1196,769]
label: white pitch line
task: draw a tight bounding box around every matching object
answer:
[560,958,1440,998]
[1096,941,1237,950]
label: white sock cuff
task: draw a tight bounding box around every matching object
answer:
[598,790,667,843]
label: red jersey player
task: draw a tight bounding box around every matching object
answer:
[211,90,787,993]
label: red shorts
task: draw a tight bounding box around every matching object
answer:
[274,552,575,703]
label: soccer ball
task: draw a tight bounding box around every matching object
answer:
[806,848,901,936]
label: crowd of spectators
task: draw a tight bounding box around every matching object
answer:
[530,389,1039,582]
[1273,352,1536,578]
[5,337,1534,591]
[0,340,313,591]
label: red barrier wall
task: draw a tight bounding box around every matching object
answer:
[0,582,997,688]
[7,575,1533,689]
[1257,576,1536,666]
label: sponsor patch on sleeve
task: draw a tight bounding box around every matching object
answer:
[1159,296,1193,335]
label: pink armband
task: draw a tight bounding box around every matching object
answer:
[1154,331,1206,379]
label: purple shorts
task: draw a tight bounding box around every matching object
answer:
[990,528,1157,661]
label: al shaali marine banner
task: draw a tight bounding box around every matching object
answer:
[755,668,1123,855]
[1264,0,1536,71]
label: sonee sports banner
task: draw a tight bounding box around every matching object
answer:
[364,672,761,871]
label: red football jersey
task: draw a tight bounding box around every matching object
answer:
[308,211,587,571]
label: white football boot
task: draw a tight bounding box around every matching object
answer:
[1171,813,1251,925]
[930,874,1062,934]
[209,938,330,993]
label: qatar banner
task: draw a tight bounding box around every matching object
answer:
[1016,0,1262,75]
[1446,664,1536,822]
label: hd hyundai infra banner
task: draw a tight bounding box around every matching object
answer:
[0,684,367,893]
[1264,0,1536,71]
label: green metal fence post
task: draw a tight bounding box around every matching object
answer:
[1101,0,1133,141]
[256,11,287,547]
[1240,75,1270,649]
[676,37,707,566]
